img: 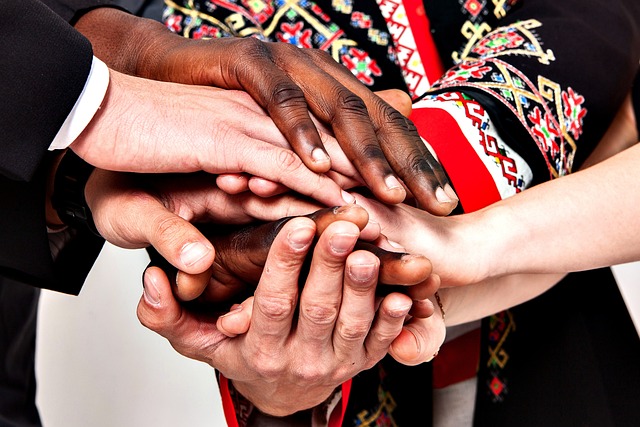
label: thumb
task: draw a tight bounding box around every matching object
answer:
[216,298,254,337]
[137,266,228,364]
[142,207,215,301]
[137,266,186,339]
[388,313,445,366]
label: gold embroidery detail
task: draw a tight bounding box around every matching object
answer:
[487,310,516,369]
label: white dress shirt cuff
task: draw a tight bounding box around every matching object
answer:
[49,56,110,151]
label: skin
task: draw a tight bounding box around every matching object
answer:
[153,205,439,315]
[137,217,445,417]
[84,166,438,307]
[83,164,444,415]
[73,7,458,214]
[78,89,425,293]
[72,77,353,208]
[354,95,640,287]
[105,89,640,425]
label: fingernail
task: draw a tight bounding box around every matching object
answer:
[219,304,243,318]
[175,271,183,289]
[367,219,381,234]
[342,190,356,204]
[385,175,402,190]
[388,303,412,318]
[180,242,212,267]
[311,147,330,164]
[435,186,452,203]
[288,226,315,250]
[143,272,160,306]
[444,183,459,202]
[330,232,358,253]
[348,263,377,281]
[387,239,404,250]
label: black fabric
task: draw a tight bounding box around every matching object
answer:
[632,71,640,137]
[40,0,119,22]
[500,0,640,170]
[343,356,434,426]
[423,0,523,70]
[0,0,106,292]
[0,152,103,294]
[474,268,640,426]
[426,0,640,176]
[0,278,41,427]
[0,0,92,182]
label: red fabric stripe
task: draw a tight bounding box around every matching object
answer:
[220,374,351,426]
[219,375,240,427]
[328,380,352,427]
[403,0,445,83]
[411,105,502,388]
[432,328,482,389]
[410,107,502,212]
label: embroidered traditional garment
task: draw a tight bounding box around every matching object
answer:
[162,0,640,425]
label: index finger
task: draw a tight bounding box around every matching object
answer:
[246,217,316,347]
[292,48,459,214]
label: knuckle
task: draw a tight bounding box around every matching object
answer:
[337,320,371,342]
[253,355,284,379]
[382,105,411,130]
[338,92,368,116]
[407,152,435,175]
[254,293,297,321]
[268,82,307,113]
[294,364,325,383]
[403,116,419,134]
[302,303,339,325]
[152,215,184,244]
[305,47,333,63]
[358,139,386,161]
[369,327,397,345]
[276,148,304,172]
[236,37,271,59]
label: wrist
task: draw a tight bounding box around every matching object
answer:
[46,151,67,228]
[232,380,336,418]
[473,203,525,279]
[51,150,99,236]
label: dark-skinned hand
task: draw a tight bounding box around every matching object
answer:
[147,204,439,320]
[74,7,458,214]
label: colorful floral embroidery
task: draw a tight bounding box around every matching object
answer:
[341,47,382,84]
[163,0,392,88]
[430,19,587,178]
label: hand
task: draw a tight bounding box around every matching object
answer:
[84,168,322,300]
[74,8,458,214]
[73,77,352,208]
[148,204,439,312]
[211,89,416,197]
[352,194,490,287]
[137,216,435,416]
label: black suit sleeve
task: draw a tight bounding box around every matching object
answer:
[0,0,92,182]
[41,0,139,23]
[0,0,104,293]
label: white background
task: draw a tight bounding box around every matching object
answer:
[35,244,640,427]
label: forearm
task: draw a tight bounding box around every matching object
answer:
[439,273,565,326]
[469,142,640,276]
